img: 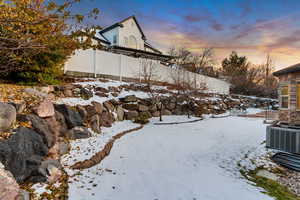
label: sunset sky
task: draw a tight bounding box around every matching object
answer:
[74,0,300,70]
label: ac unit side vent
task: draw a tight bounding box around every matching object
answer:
[266,126,300,154]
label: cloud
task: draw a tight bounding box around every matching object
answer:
[239,0,252,17]
[182,12,224,32]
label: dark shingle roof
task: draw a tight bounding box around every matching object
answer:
[99,16,146,40]
[273,63,300,76]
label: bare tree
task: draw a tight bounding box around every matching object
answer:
[139,59,164,121]
[169,67,207,118]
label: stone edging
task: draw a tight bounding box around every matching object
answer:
[70,125,144,170]
[153,118,203,125]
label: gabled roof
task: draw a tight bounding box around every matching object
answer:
[99,16,146,40]
[94,31,111,45]
[273,63,300,76]
[108,45,174,62]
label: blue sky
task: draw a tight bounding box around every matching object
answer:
[71,0,300,68]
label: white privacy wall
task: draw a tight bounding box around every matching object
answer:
[64,49,230,94]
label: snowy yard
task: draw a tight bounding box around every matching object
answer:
[65,115,275,200]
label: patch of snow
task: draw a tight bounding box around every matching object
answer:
[56,79,172,106]
[62,121,140,167]
[67,116,274,200]
[31,183,50,198]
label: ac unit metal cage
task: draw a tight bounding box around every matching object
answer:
[266,126,300,154]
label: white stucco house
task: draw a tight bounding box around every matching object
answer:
[95,16,163,55]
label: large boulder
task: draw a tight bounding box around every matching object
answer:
[54,104,83,129]
[66,126,92,140]
[100,111,114,127]
[0,102,16,131]
[124,111,139,120]
[103,101,114,112]
[0,127,48,183]
[54,111,68,137]
[0,162,23,200]
[162,109,172,115]
[138,104,149,112]
[95,87,109,93]
[39,159,62,183]
[25,114,55,148]
[34,99,55,118]
[116,106,124,121]
[123,103,139,111]
[90,115,101,133]
[119,95,138,103]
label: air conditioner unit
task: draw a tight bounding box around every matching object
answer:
[266,126,300,154]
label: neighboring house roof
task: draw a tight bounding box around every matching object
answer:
[273,63,300,76]
[95,31,111,44]
[108,45,174,62]
[99,15,146,40]
[144,42,162,54]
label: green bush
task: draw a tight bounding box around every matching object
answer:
[9,51,66,85]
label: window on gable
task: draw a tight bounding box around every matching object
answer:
[280,85,289,109]
[113,35,117,44]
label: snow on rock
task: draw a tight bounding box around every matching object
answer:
[67,116,274,200]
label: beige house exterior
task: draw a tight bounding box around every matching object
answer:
[274,63,300,124]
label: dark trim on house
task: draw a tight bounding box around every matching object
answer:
[108,45,174,62]
[273,63,300,76]
[144,42,162,54]
[98,16,146,40]
[93,36,111,45]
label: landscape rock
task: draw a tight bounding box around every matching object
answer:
[111,92,119,97]
[124,111,139,120]
[77,105,88,122]
[123,103,139,111]
[90,115,101,133]
[0,102,16,131]
[162,109,172,115]
[151,111,160,117]
[103,101,114,112]
[39,159,62,183]
[256,169,279,181]
[91,101,104,114]
[58,142,69,156]
[0,162,23,200]
[116,106,124,121]
[66,126,91,140]
[95,92,108,97]
[55,104,83,129]
[34,99,55,118]
[138,104,149,112]
[80,88,93,100]
[0,127,48,183]
[25,114,55,147]
[54,111,68,137]
[9,102,26,114]
[95,87,109,93]
[120,95,138,103]
[63,89,73,97]
[100,111,114,127]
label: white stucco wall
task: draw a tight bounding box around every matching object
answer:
[64,49,230,94]
[118,18,144,50]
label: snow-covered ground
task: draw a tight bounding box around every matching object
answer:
[66,115,274,200]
